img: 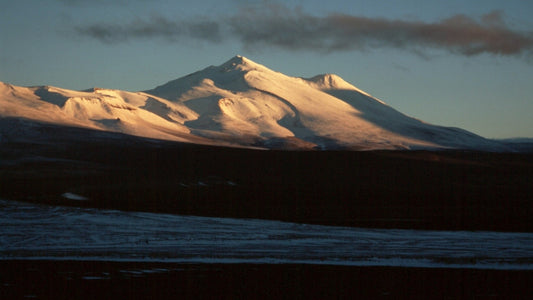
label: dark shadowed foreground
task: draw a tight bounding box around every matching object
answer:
[1,124,533,299]
[2,261,533,299]
[0,123,532,232]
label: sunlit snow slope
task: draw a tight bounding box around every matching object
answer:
[0,56,507,150]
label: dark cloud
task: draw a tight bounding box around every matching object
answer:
[73,5,533,58]
[75,16,222,44]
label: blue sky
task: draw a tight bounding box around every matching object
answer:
[1,0,532,138]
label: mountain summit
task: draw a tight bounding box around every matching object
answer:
[220,55,266,71]
[0,56,508,150]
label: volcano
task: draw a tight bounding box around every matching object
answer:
[0,55,508,151]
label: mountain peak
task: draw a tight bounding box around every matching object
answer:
[230,54,246,62]
[306,73,357,91]
[226,55,250,65]
[220,55,268,72]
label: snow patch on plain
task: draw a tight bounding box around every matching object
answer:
[61,192,88,201]
[1,199,532,270]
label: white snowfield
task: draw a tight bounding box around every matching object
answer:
[0,55,509,150]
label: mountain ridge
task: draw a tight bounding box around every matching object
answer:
[0,56,512,151]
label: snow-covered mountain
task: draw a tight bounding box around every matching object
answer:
[0,55,509,150]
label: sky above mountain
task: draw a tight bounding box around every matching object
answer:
[1,0,532,138]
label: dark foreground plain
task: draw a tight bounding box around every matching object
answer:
[2,260,533,299]
[0,123,532,232]
[1,123,533,299]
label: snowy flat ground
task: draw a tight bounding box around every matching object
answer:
[1,199,532,270]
